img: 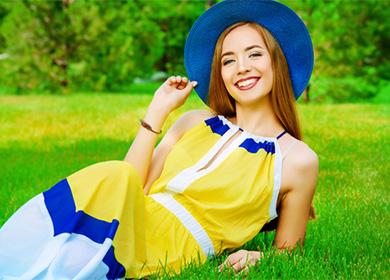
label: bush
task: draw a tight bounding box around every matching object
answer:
[310,76,380,103]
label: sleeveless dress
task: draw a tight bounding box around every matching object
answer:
[0,115,283,279]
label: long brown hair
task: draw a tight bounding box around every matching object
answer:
[208,22,302,140]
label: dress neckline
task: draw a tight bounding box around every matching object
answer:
[217,115,286,142]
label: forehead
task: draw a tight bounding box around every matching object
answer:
[222,24,266,52]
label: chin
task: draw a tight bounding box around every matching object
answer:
[234,92,270,105]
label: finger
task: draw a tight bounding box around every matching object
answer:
[240,265,250,276]
[177,76,187,90]
[218,259,233,272]
[179,79,195,97]
[218,258,235,271]
[177,76,188,89]
[231,257,248,272]
[219,249,250,272]
[167,76,176,86]
[231,262,244,272]
[220,252,242,270]
[248,251,262,265]
[175,75,182,85]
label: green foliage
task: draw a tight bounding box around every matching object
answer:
[0,0,388,102]
[0,1,145,92]
[310,76,382,103]
[0,0,205,93]
[137,0,205,74]
[283,0,390,102]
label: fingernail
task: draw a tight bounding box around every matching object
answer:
[191,81,198,87]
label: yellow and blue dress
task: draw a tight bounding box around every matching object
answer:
[0,115,283,279]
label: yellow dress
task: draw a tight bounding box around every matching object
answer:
[0,115,282,279]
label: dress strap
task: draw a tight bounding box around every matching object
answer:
[276,130,287,139]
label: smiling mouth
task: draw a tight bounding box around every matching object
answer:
[235,77,260,90]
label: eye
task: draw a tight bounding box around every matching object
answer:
[249,52,263,58]
[222,59,235,66]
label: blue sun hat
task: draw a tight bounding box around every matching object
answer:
[184,0,314,102]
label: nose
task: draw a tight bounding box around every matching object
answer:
[237,56,251,75]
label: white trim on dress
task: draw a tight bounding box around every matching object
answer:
[149,192,215,257]
[166,126,244,193]
[269,141,282,220]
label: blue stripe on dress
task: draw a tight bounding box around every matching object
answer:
[103,246,126,279]
[204,116,276,154]
[239,138,275,154]
[42,179,76,236]
[205,116,230,136]
[43,179,125,278]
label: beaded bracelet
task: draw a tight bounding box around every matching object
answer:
[139,119,162,134]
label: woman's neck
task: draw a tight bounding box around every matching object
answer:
[232,96,285,137]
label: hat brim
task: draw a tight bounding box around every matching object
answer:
[184,0,314,103]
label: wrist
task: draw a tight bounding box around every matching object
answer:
[147,99,171,117]
[142,107,169,134]
[139,119,162,134]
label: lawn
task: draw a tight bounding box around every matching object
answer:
[0,94,389,279]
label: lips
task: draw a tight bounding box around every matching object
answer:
[235,77,260,90]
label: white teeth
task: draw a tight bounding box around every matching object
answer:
[237,78,257,87]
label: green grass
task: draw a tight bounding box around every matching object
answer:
[0,94,389,279]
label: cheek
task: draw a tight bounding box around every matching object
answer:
[263,61,273,84]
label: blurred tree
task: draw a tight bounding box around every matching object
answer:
[133,0,205,75]
[0,3,8,52]
[0,0,164,92]
[66,0,142,92]
[283,0,390,101]
[0,0,92,92]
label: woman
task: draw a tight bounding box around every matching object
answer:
[0,0,318,279]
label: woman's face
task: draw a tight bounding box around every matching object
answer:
[220,24,273,106]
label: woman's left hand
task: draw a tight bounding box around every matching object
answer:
[218,249,263,273]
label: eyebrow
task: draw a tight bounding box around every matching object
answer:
[221,45,264,58]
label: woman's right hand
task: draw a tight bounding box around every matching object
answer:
[149,75,197,115]
[218,249,263,273]
[125,75,197,185]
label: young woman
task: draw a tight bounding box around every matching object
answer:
[0,0,318,279]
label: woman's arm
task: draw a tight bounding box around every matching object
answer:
[273,143,318,248]
[219,142,318,273]
[124,76,197,188]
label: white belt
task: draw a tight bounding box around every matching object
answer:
[149,192,215,257]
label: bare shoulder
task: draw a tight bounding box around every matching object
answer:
[164,109,215,141]
[288,140,318,171]
[179,109,215,123]
[170,109,215,134]
[282,139,319,193]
